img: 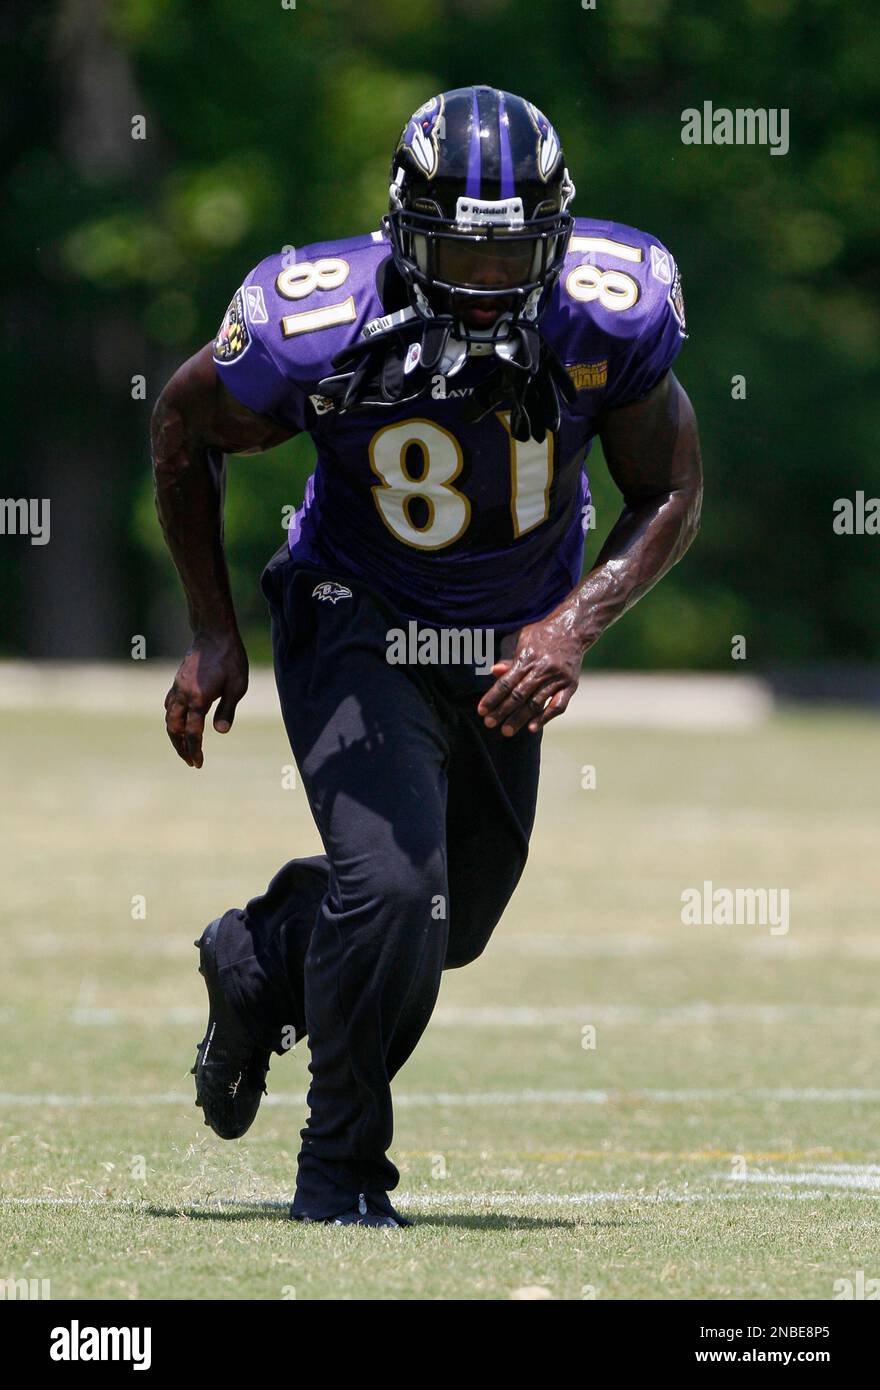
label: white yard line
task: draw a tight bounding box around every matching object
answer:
[1,1087,879,1109]
[393,1088,880,1106]
[67,1006,203,1026]
[2,1188,879,1211]
[800,1163,880,1174]
[1,1000,874,1028]
[428,1003,880,1026]
[508,934,880,960]
[715,1169,880,1191]
[12,934,880,963]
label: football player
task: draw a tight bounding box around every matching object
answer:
[151,86,702,1227]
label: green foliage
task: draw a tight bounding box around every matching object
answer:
[3,0,878,664]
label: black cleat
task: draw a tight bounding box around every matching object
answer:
[332,1209,403,1228]
[291,1192,412,1228]
[191,917,271,1140]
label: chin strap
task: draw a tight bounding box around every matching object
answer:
[316,308,576,444]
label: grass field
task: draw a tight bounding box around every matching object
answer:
[1,689,879,1300]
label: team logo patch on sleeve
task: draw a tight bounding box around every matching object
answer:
[213,289,250,363]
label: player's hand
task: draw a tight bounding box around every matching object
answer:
[164,630,249,768]
[477,616,583,736]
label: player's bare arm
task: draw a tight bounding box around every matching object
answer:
[151,343,296,768]
[478,370,703,735]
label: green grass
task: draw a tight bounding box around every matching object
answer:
[1,698,879,1299]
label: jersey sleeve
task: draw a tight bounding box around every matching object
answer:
[211,261,310,432]
[601,239,687,411]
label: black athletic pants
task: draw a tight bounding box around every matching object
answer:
[214,545,542,1220]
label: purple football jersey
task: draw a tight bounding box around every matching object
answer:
[212,217,686,631]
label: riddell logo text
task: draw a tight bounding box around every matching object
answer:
[50,1321,152,1370]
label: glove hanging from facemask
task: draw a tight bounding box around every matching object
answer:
[316,310,452,414]
[460,322,578,444]
[316,309,577,445]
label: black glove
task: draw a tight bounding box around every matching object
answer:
[462,324,577,443]
[316,318,453,413]
[317,314,577,445]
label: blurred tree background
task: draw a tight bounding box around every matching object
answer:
[1,0,878,668]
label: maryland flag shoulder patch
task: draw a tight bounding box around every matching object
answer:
[213,288,251,363]
[568,360,608,391]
